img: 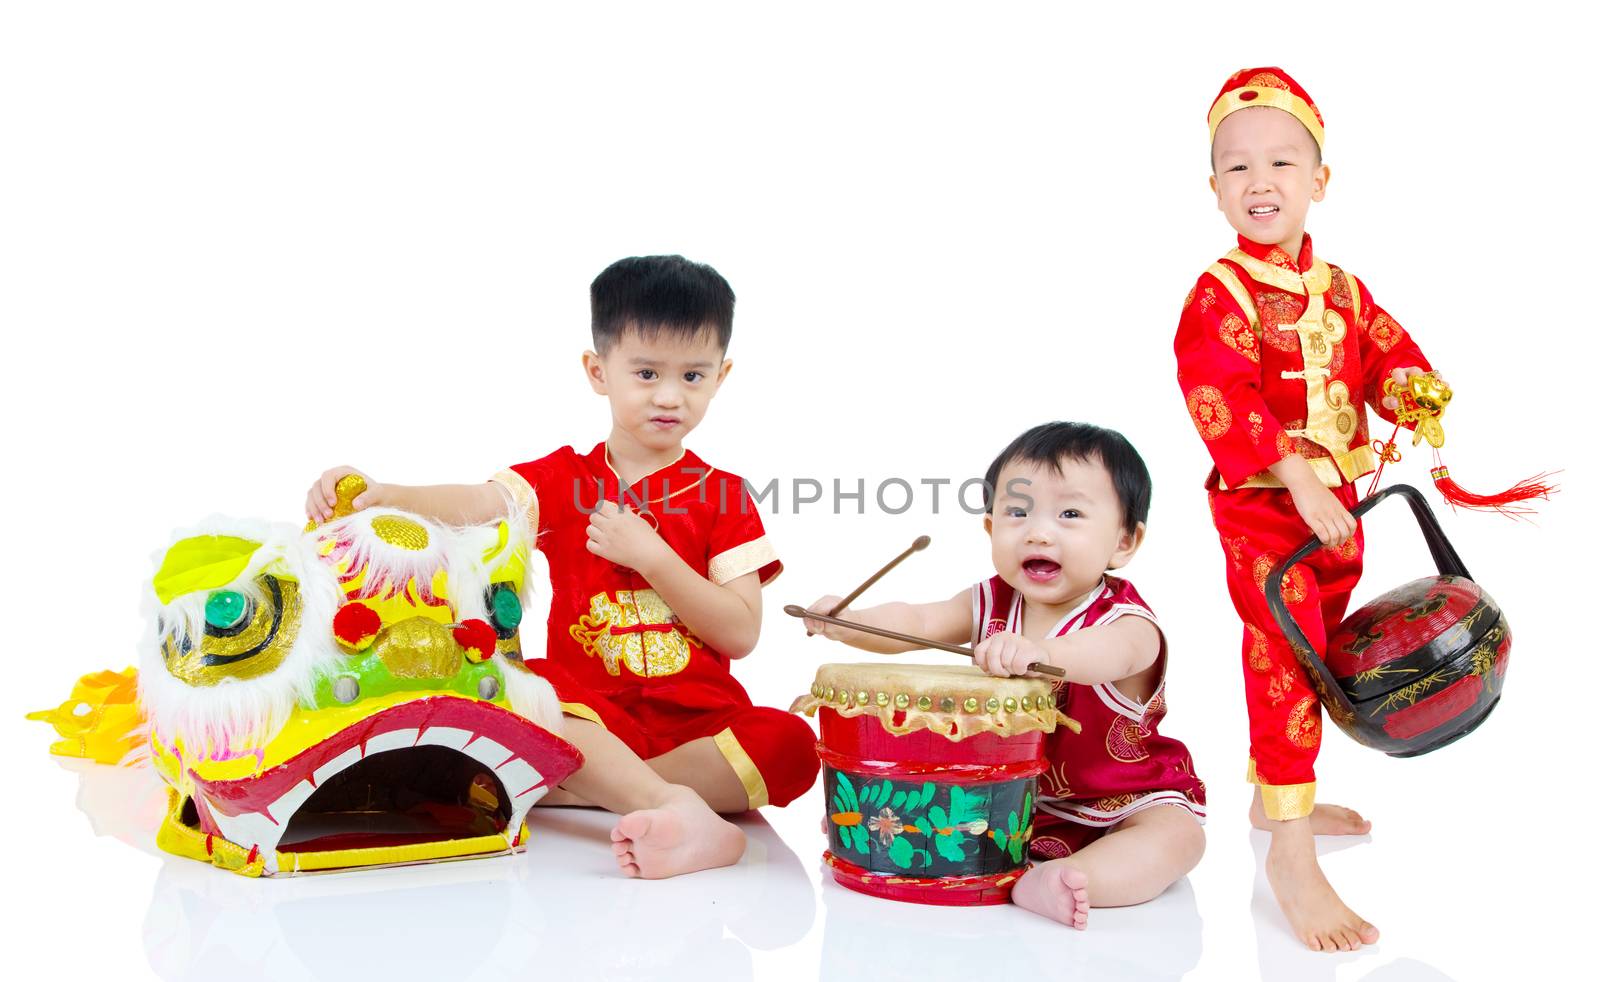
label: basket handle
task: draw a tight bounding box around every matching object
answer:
[1264,484,1470,701]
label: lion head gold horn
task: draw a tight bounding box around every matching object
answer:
[304,473,369,532]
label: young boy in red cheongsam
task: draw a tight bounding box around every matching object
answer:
[805,422,1206,931]
[307,255,819,878]
[1175,67,1438,951]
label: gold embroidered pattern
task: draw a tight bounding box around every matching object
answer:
[1294,299,1359,454]
[1328,267,1352,309]
[1228,249,1331,296]
[1265,246,1297,270]
[1260,780,1317,820]
[1247,410,1264,443]
[1105,717,1151,763]
[1040,760,1073,799]
[1254,554,1307,605]
[1294,645,1357,726]
[707,536,779,586]
[1246,624,1272,673]
[1369,312,1402,353]
[490,468,539,531]
[1223,534,1248,573]
[1266,664,1301,707]
[1333,534,1360,562]
[569,588,702,677]
[1219,312,1259,363]
[1183,286,1196,310]
[1206,264,1259,328]
[1092,793,1138,812]
[1286,695,1321,748]
[1247,71,1290,90]
[1186,385,1232,440]
[1255,290,1303,352]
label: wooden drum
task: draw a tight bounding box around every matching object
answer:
[791,663,1076,906]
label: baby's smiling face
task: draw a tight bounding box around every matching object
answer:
[985,455,1143,621]
[1210,105,1328,256]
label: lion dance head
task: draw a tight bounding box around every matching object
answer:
[33,479,582,876]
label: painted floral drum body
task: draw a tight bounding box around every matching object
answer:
[791,663,1075,906]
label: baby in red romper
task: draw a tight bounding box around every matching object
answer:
[805,422,1205,930]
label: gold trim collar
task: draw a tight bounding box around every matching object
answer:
[1227,248,1331,296]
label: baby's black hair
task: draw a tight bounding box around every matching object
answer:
[590,255,735,354]
[982,421,1152,533]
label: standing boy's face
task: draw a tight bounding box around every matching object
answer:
[583,326,732,454]
[1209,106,1329,253]
[984,456,1143,613]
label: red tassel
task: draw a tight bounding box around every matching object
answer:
[1429,464,1558,517]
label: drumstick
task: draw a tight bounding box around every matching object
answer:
[828,535,931,616]
[785,605,1066,678]
[804,535,932,637]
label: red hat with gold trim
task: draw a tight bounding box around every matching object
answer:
[1208,67,1325,151]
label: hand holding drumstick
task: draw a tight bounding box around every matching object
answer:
[797,536,1063,679]
[789,606,1064,678]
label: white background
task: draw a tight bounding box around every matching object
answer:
[3,3,1591,980]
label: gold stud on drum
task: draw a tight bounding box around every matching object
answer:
[875,691,889,707]
[1020,696,1032,711]
[917,695,932,711]
[1004,697,1017,713]
[940,697,956,713]
[895,693,910,709]
[985,697,1000,713]
[857,690,869,707]
[963,697,979,712]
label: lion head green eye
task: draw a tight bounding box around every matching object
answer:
[487,584,522,639]
[162,576,301,686]
[204,591,250,632]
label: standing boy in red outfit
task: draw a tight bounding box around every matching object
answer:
[1175,68,1436,951]
[308,255,818,870]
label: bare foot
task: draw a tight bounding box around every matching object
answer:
[1011,860,1091,929]
[610,786,745,879]
[1250,790,1371,836]
[1266,825,1380,951]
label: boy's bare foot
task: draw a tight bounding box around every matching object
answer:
[1250,792,1370,836]
[1266,822,1379,952]
[609,785,745,879]
[1011,860,1091,929]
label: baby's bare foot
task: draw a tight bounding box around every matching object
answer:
[1267,836,1380,951]
[1250,795,1371,836]
[1011,860,1090,929]
[610,786,745,879]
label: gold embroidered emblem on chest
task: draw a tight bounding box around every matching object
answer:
[1281,292,1358,454]
[570,589,703,677]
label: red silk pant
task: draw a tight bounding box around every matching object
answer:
[1208,481,1363,820]
[529,660,820,809]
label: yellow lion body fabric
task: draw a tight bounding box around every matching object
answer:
[32,495,582,877]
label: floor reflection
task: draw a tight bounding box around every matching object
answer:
[819,859,1202,982]
[1248,831,1458,982]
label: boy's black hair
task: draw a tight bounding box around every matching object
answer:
[982,421,1152,533]
[590,255,735,354]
